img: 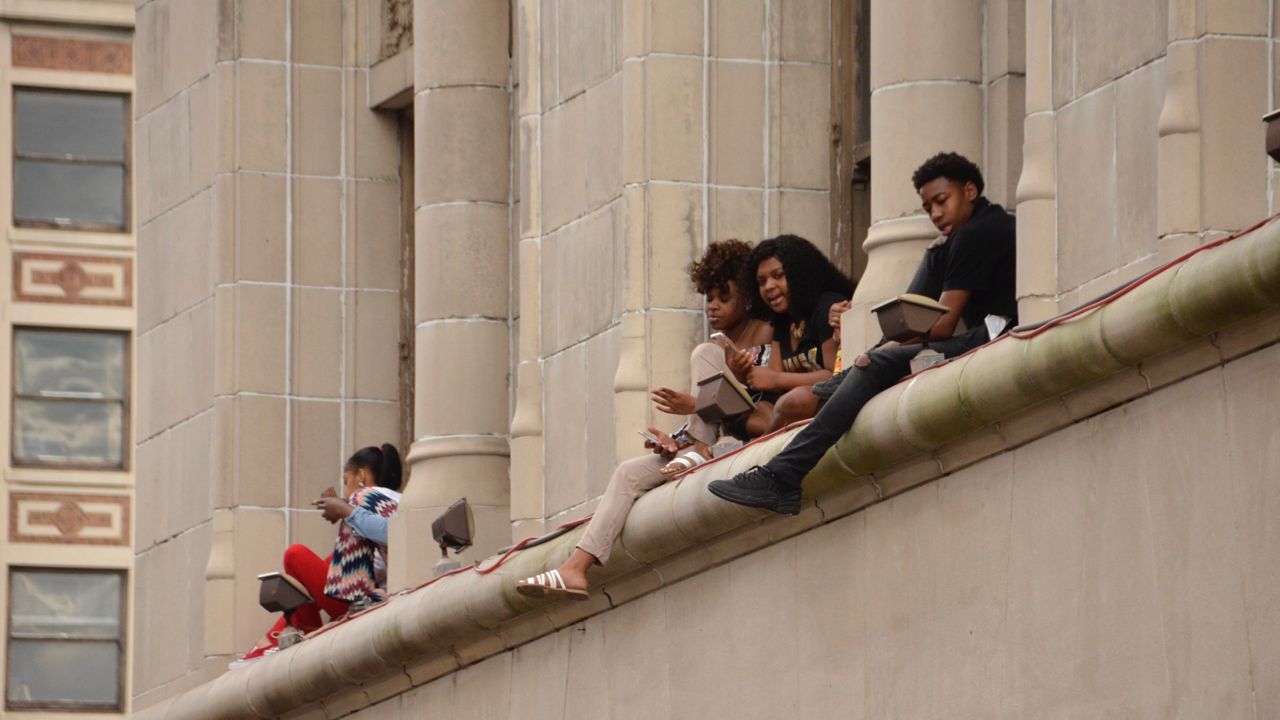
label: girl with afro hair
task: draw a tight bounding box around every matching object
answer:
[516,239,774,601]
[724,234,852,432]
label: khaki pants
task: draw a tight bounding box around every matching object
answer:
[577,342,731,564]
[685,341,731,444]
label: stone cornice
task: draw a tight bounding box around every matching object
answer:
[136,219,1280,719]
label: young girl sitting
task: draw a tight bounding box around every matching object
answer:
[229,444,403,668]
[515,240,770,600]
[725,234,853,435]
[515,235,852,600]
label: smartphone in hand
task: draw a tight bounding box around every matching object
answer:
[637,429,661,444]
[710,331,738,352]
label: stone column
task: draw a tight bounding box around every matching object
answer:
[1014,0,1057,324]
[1158,0,1268,253]
[510,0,545,541]
[844,0,985,350]
[390,0,512,590]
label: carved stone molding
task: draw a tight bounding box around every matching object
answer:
[381,0,413,60]
[10,492,131,546]
[13,252,132,307]
[12,35,132,75]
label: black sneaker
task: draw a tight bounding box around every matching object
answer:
[707,466,801,515]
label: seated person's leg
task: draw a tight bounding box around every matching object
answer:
[768,387,820,432]
[709,344,920,513]
[764,345,918,485]
[234,544,347,663]
[282,544,349,624]
[686,342,731,446]
[742,401,776,438]
[519,453,668,598]
[690,341,728,382]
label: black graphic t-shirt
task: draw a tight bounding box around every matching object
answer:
[774,291,844,373]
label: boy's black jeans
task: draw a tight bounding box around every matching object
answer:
[766,326,990,488]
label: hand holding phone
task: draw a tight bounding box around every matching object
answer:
[710,331,738,352]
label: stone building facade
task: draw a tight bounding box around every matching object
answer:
[133,0,1280,718]
[0,1,136,717]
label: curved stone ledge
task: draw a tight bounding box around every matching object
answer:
[136,219,1280,719]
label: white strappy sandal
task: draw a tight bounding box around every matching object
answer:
[515,569,590,601]
[660,449,709,477]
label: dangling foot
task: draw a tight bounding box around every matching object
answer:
[515,569,590,601]
[707,465,801,515]
[227,640,279,670]
[659,442,712,477]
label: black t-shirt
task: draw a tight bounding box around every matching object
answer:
[773,291,844,373]
[908,198,1018,332]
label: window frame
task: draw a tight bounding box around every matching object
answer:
[4,566,127,712]
[11,86,132,233]
[10,326,131,471]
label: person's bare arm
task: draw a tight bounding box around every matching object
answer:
[747,365,832,392]
[928,288,971,341]
[747,336,836,392]
[819,336,837,370]
[851,289,973,367]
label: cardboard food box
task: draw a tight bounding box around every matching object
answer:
[694,371,757,423]
[870,293,949,342]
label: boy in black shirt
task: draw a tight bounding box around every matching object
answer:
[709,152,1017,514]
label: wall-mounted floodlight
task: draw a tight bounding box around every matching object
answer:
[431,497,475,576]
[1264,109,1280,163]
[257,572,312,647]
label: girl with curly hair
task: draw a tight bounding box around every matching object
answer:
[725,234,853,432]
[516,239,772,600]
[649,238,774,456]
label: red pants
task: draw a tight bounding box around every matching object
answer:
[262,544,348,645]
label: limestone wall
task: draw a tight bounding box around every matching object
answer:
[341,339,1280,719]
[132,0,403,704]
[508,0,833,541]
[1045,0,1272,310]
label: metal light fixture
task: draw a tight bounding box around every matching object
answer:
[257,572,312,647]
[1264,108,1280,163]
[431,497,475,576]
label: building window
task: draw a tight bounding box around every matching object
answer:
[12,328,128,468]
[6,568,124,711]
[13,88,129,231]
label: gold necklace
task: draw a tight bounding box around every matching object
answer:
[790,320,806,349]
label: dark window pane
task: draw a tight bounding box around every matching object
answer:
[14,160,124,227]
[15,329,125,399]
[13,399,123,466]
[14,89,126,161]
[10,571,121,639]
[6,639,119,707]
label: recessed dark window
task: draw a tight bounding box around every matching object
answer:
[6,568,125,711]
[13,88,129,231]
[12,328,128,468]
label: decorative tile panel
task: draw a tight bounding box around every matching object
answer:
[12,35,132,75]
[13,253,132,307]
[10,492,130,546]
